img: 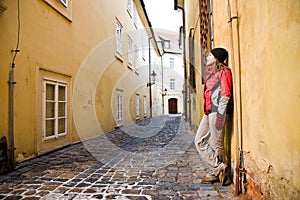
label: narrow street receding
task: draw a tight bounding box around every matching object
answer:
[0,115,234,199]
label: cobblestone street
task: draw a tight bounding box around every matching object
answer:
[0,115,235,200]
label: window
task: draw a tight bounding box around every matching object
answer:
[164,40,170,49]
[116,20,123,57]
[127,0,133,15]
[170,78,175,90]
[43,0,72,21]
[136,95,140,118]
[142,38,146,60]
[134,45,139,73]
[170,57,174,69]
[60,0,68,7]
[189,31,196,90]
[133,4,138,26]
[144,96,147,115]
[128,36,133,67]
[116,90,123,122]
[43,79,67,140]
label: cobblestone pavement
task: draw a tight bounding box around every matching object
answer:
[0,115,236,200]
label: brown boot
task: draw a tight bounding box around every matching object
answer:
[200,175,219,184]
[218,164,228,186]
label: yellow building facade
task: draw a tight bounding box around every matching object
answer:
[0,0,162,164]
[180,0,300,198]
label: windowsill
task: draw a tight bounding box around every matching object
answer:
[115,54,123,62]
[127,64,133,70]
[43,133,67,141]
[115,123,123,129]
[127,9,132,18]
[43,0,72,22]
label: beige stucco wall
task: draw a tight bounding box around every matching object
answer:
[183,0,300,195]
[213,0,300,191]
[184,0,204,129]
[0,0,161,162]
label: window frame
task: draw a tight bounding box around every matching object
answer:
[116,90,123,122]
[136,94,140,119]
[144,96,147,116]
[170,78,175,90]
[116,20,123,58]
[59,0,68,8]
[134,45,139,73]
[133,4,138,26]
[127,0,133,16]
[42,78,68,141]
[169,57,175,69]
[164,40,170,49]
[128,35,133,68]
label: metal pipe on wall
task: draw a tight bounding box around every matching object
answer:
[174,3,188,122]
[148,37,153,118]
[8,0,21,169]
[227,0,244,195]
[8,68,16,168]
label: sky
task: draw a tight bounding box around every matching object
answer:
[143,0,182,33]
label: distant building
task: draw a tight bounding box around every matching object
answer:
[156,31,184,115]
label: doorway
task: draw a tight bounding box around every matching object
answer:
[168,98,178,114]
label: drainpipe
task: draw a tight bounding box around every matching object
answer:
[174,1,188,122]
[8,66,16,169]
[148,36,153,118]
[161,54,164,114]
[8,0,21,169]
[227,0,244,195]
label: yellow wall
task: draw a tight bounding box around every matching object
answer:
[184,0,203,129]
[184,0,300,193]
[213,0,300,190]
[0,0,161,162]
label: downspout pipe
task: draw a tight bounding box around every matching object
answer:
[174,0,188,122]
[227,0,243,195]
[8,66,16,169]
[148,36,153,118]
[8,0,21,169]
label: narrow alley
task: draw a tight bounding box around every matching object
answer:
[0,115,234,200]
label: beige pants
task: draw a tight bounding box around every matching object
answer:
[194,113,225,176]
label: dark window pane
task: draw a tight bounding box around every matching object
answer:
[46,119,55,137]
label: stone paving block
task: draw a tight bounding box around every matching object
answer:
[23,190,36,196]
[53,186,69,194]
[4,195,23,200]
[122,189,141,195]
[39,185,57,191]
[10,189,26,195]
[22,197,40,200]
[141,189,159,196]
[35,190,49,197]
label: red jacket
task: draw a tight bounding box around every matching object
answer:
[204,66,232,115]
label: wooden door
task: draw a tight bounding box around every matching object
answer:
[168,98,178,114]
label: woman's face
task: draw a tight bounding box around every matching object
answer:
[206,53,216,66]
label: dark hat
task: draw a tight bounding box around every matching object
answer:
[211,48,228,63]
